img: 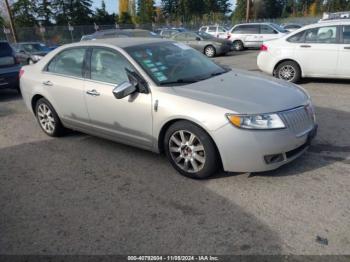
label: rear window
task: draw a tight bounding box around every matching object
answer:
[0,42,13,57]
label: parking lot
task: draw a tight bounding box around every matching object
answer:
[0,50,350,255]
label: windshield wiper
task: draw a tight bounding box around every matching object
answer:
[160,78,199,86]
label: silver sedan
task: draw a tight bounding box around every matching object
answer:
[20,38,317,178]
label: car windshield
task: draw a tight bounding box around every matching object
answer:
[270,24,289,33]
[125,42,228,86]
[21,43,48,52]
[197,31,215,40]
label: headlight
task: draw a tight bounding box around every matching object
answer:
[226,113,286,130]
[32,55,43,61]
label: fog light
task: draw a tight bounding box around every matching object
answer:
[264,153,285,164]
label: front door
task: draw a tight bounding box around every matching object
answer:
[84,48,153,148]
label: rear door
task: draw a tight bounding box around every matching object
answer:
[295,25,339,77]
[337,25,350,77]
[43,47,90,125]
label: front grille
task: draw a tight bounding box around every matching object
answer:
[280,106,314,137]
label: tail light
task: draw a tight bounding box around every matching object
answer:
[260,44,268,51]
[19,68,25,79]
[15,56,20,64]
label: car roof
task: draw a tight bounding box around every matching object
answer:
[74,37,171,48]
[318,19,350,25]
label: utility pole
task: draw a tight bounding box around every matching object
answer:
[246,0,251,22]
[4,0,17,43]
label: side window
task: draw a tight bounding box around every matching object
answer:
[199,27,206,32]
[287,31,306,43]
[231,25,242,33]
[342,25,350,44]
[218,26,226,33]
[90,48,134,85]
[174,33,187,41]
[305,26,337,44]
[261,25,277,34]
[186,33,198,40]
[234,25,259,34]
[208,26,217,33]
[47,48,86,77]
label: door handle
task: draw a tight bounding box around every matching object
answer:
[344,46,350,50]
[42,80,53,86]
[300,45,311,48]
[86,89,100,96]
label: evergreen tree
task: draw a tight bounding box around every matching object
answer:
[11,0,38,27]
[94,0,116,25]
[232,0,247,22]
[137,0,155,24]
[36,0,53,26]
[53,0,93,25]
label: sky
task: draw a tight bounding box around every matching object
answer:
[92,0,236,14]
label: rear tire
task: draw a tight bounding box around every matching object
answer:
[275,61,301,83]
[35,98,66,137]
[164,121,219,179]
[232,40,244,51]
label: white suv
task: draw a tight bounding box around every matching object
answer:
[199,25,230,40]
[229,23,289,51]
[257,20,350,83]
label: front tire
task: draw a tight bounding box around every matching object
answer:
[204,45,216,57]
[35,98,66,137]
[232,40,244,51]
[275,61,301,83]
[164,121,219,179]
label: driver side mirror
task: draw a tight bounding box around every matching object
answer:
[113,81,137,99]
[196,37,201,41]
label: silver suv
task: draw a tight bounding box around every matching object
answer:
[229,23,289,51]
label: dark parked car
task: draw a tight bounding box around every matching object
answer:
[80,29,160,41]
[0,41,21,93]
[12,42,51,65]
[171,31,231,57]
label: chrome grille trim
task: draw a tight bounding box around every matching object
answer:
[279,106,314,137]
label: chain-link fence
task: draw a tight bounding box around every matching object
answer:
[1,16,321,45]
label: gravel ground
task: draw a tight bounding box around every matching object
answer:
[0,50,349,255]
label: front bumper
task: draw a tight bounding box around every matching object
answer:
[217,44,231,55]
[212,123,317,173]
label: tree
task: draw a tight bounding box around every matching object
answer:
[53,0,93,25]
[94,0,116,25]
[119,11,133,25]
[0,15,4,27]
[119,0,129,14]
[11,0,37,27]
[232,0,247,21]
[137,0,155,24]
[36,0,53,26]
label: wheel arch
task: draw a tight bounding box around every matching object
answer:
[31,94,45,115]
[157,118,223,169]
[273,59,303,77]
[203,44,216,55]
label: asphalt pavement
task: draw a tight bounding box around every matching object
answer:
[0,50,349,255]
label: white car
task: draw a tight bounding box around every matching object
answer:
[229,23,289,51]
[199,25,230,40]
[257,20,350,83]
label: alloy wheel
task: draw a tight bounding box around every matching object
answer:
[169,130,206,173]
[278,65,296,81]
[205,47,215,57]
[37,103,56,134]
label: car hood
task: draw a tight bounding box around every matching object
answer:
[171,70,309,114]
